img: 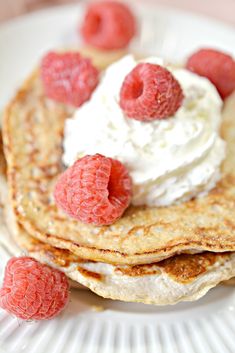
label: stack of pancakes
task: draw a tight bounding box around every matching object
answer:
[1,50,235,305]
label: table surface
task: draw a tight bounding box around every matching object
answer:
[0,0,235,25]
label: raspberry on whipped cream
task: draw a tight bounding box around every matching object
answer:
[63,55,226,207]
[120,62,184,121]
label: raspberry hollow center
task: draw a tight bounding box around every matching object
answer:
[107,170,116,202]
[90,14,102,35]
[126,79,144,100]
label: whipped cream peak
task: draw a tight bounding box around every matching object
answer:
[63,55,226,207]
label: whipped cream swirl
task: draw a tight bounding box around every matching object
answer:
[63,55,226,207]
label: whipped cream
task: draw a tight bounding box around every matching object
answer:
[63,55,226,207]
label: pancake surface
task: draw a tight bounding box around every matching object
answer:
[6,221,235,305]
[1,127,235,304]
[2,59,235,265]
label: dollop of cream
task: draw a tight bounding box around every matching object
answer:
[63,55,226,207]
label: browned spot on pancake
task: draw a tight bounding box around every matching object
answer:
[194,226,222,236]
[223,278,235,286]
[224,219,235,231]
[158,252,229,284]
[115,264,161,276]
[77,267,103,281]
[41,247,82,267]
[0,134,6,177]
[127,226,145,237]
[114,252,230,282]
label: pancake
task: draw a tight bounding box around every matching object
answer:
[61,252,235,305]
[1,163,234,305]
[2,57,235,265]
[0,201,86,290]
[0,133,85,289]
[0,129,234,300]
[2,173,235,303]
[79,46,128,70]
[5,213,235,305]
[223,278,235,286]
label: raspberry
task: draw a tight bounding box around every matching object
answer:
[186,48,235,99]
[119,63,184,121]
[0,257,69,320]
[54,154,132,225]
[80,1,136,50]
[41,51,99,107]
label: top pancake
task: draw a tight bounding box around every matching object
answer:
[2,57,235,265]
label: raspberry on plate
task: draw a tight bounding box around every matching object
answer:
[119,63,184,121]
[0,257,69,321]
[41,51,99,107]
[80,1,136,50]
[186,48,235,99]
[54,154,132,226]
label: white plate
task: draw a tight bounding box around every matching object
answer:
[1,3,235,353]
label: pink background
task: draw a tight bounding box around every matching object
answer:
[153,0,235,25]
[0,0,235,25]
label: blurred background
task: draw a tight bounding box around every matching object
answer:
[0,0,235,25]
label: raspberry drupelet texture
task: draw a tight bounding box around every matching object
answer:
[186,48,235,99]
[54,154,132,226]
[80,1,136,50]
[41,51,99,107]
[119,63,184,122]
[0,257,69,320]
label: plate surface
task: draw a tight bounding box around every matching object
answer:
[0,3,235,353]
